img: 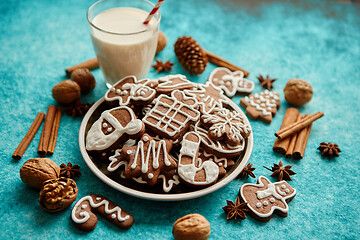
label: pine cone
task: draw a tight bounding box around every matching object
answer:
[174,36,208,75]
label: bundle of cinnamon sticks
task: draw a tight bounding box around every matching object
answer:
[273,108,324,160]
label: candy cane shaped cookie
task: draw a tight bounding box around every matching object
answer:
[178,132,219,186]
[71,194,133,232]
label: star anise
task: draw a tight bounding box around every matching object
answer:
[152,59,174,73]
[60,162,81,179]
[222,196,248,220]
[64,101,93,117]
[263,160,296,181]
[257,74,277,90]
[236,163,256,179]
[318,142,341,159]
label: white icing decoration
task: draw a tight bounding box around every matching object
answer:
[127,150,132,155]
[263,201,269,206]
[157,74,192,89]
[107,127,112,132]
[71,196,130,224]
[96,197,101,201]
[218,162,223,167]
[256,202,262,208]
[243,90,279,116]
[281,185,286,189]
[116,89,121,94]
[143,136,149,142]
[102,123,108,128]
[86,106,143,151]
[107,149,128,172]
[148,173,154,179]
[177,132,219,185]
[270,198,275,203]
[285,189,290,193]
[81,204,87,209]
[111,214,116,219]
[158,174,180,193]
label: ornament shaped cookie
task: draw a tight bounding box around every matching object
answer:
[208,67,254,98]
[240,176,296,222]
[86,106,145,151]
[184,82,227,114]
[105,76,157,106]
[143,90,200,140]
[240,90,280,124]
[202,107,251,146]
[121,134,177,186]
[71,194,133,231]
[178,132,219,186]
[156,74,194,95]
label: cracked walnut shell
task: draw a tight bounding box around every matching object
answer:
[173,213,211,240]
[52,80,81,104]
[284,79,313,106]
[39,177,78,212]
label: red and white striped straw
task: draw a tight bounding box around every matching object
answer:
[143,0,165,24]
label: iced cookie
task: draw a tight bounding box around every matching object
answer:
[71,194,133,231]
[240,90,280,124]
[208,67,254,98]
[156,74,194,95]
[240,176,296,222]
[198,149,234,178]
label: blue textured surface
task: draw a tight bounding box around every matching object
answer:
[1,0,359,239]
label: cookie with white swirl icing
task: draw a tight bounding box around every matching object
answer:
[71,194,133,231]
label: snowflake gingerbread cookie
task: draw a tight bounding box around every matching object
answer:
[208,67,254,98]
[240,176,296,222]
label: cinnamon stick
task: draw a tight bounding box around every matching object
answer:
[65,58,99,77]
[285,113,303,158]
[275,112,324,139]
[293,114,312,160]
[203,50,249,77]
[12,113,45,160]
[47,107,62,155]
[273,108,299,154]
[37,105,57,157]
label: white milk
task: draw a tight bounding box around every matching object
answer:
[90,7,158,86]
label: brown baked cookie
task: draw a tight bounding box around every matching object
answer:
[208,67,254,98]
[239,176,296,222]
[155,74,194,95]
[86,106,145,152]
[143,90,200,140]
[198,149,234,178]
[201,107,251,146]
[240,90,280,124]
[178,132,219,186]
[121,134,177,186]
[71,194,133,231]
[105,76,157,106]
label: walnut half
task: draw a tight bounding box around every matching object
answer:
[39,177,78,212]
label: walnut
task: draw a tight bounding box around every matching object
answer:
[71,68,96,94]
[39,177,78,212]
[173,213,211,240]
[52,80,81,104]
[284,79,313,106]
[156,31,167,55]
[20,158,60,189]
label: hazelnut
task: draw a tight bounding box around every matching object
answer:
[156,31,167,55]
[20,158,60,189]
[284,79,313,106]
[71,68,96,93]
[39,177,78,212]
[173,213,210,240]
[52,80,81,104]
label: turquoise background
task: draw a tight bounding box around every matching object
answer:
[1,0,359,239]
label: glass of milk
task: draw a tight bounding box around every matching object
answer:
[87,0,161,87]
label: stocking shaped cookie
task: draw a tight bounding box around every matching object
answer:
[240,176,296,222]
[143,90,200,140]
[71,194,133,232]
[105,76,157,105]
[201,107,251,146]
[240,90,280,124]
[208,67,254,98]
[121,134,177,186]
[184,82,227,114]
[178,132,219,186]
[156,74,195,95]
[86,106,145,151]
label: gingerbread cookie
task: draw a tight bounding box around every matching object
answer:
[178,132,219,186]
[240,176,296,222]
[184,82,227,114]
[201,107,251,146]
[156,74,194,95]
[105,76,157,106]
[199,149,234,178]
[71,194,133,231]
[121,134,177,186]
[143,90,200,140]
[240,90,280,124]
[208,67,254,98]
[86,106,145,152]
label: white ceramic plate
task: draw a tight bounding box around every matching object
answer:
[79,96,253,201]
